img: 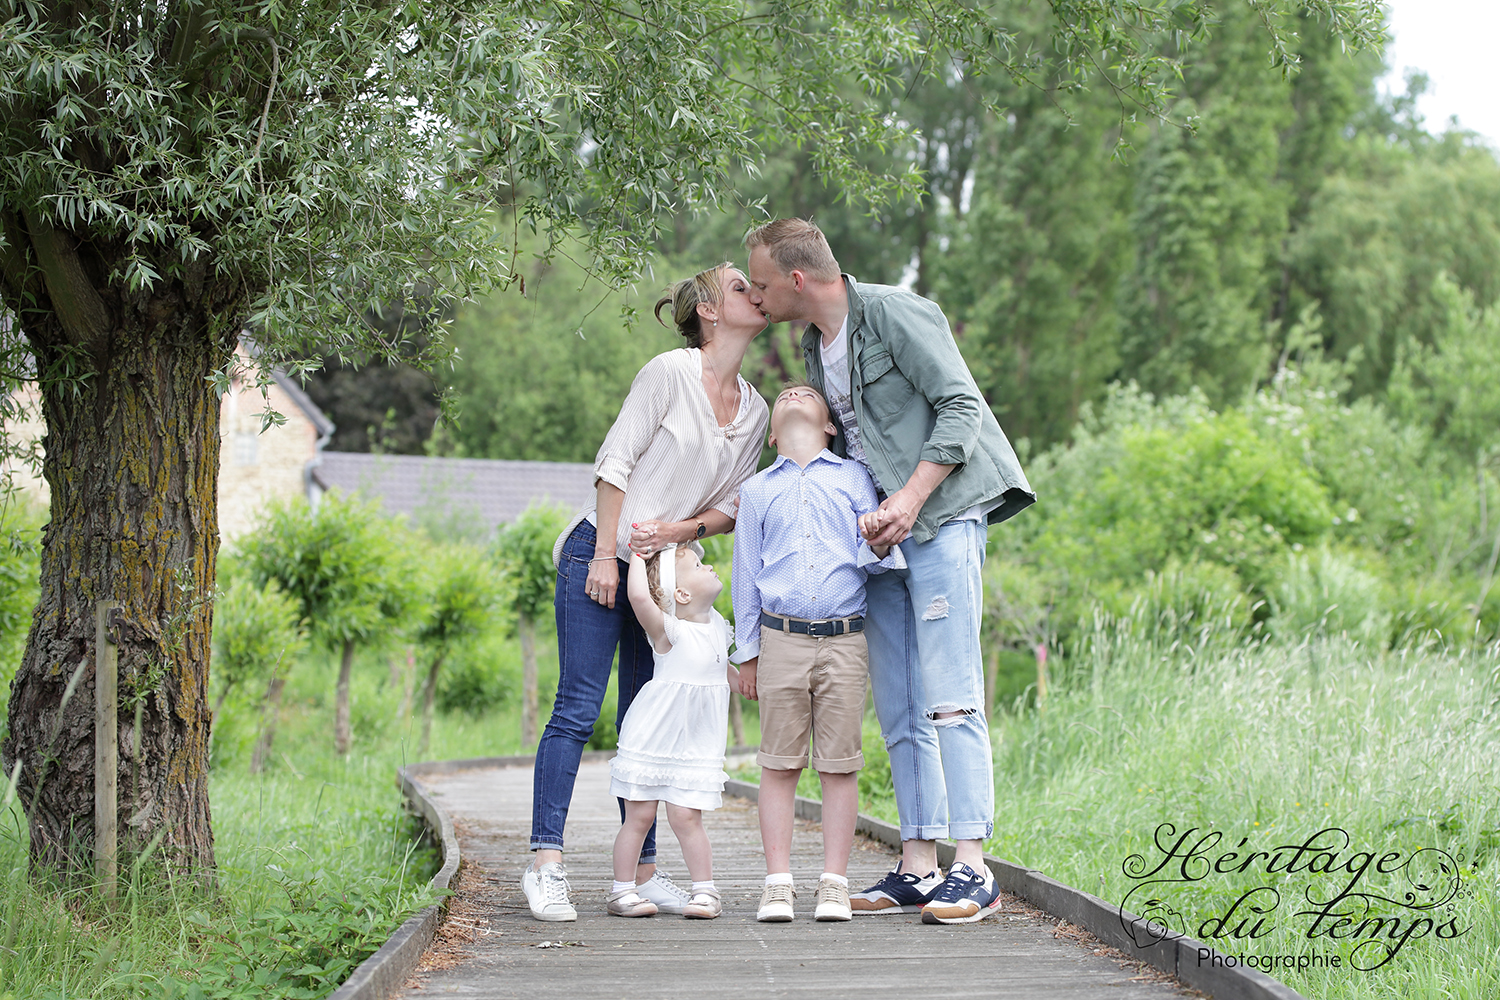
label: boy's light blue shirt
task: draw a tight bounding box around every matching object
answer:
[730,449,903,664]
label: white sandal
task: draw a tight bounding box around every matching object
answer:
[683,887,721,919]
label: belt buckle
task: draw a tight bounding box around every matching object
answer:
[808,618,836,637]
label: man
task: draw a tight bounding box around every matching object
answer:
[745,219,1034,923]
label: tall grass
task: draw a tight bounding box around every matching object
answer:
[977,617,1500,999]
[775,606,1500,998]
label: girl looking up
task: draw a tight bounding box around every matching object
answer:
[606,545,738,919]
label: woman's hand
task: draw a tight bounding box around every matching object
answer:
[629,518,687,557]
[585,554,621,609]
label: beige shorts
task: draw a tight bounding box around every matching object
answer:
[756,625,867,773]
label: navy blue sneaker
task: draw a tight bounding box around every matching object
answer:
[920,861,1002,924]
[850,866,944,913]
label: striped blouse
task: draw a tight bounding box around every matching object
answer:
[552,348,770,566]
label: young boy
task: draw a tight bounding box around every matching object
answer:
[731,383,901,922]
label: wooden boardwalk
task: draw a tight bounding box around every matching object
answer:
[395,760,1192,999]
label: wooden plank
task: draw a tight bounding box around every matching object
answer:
[394,762,1191,1000]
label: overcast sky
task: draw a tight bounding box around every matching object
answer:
[1380,1,1500,147]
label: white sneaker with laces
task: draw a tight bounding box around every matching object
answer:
[522,861,577,922]
[757,881,796,922]
[814,876,852,921]
[636,869,691,914]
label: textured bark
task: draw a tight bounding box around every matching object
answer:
[0,211,241,879]
[417,652,444,758]
[728,690,744,748]
[334,638,356,755]
[2,318,234,879]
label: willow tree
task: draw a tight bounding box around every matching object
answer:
[0,0,1381,878]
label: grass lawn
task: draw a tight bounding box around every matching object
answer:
[1,636,541,1000]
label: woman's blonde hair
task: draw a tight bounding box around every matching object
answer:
[643,545,693,612]
[654,262,732,349]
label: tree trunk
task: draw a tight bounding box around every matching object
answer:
[334,638,357,755]
[728,693,744,748]
[2,302,234,879]
[396,645,416,721]
[418,652,445,758]
[250,675,286,775]
[519,614,538,748]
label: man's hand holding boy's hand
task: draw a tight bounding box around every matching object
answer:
[862,490,920,546]
[737,657,758,701]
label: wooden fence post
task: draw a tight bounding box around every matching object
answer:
[95,600,119,898]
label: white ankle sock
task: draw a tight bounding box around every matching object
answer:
[765,872,793,887]
[612,880,637,894]
[820,872,849,887]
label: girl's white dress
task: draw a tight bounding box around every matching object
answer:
[609,609,731,810]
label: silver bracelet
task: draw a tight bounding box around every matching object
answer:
[589,556,616,563]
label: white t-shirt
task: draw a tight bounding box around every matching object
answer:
[819,317,873,476]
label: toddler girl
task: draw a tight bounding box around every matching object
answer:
[607,543,738,919]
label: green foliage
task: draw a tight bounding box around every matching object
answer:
[494,505,569,625]
[1286,137,1500,402]
[0,496,41,693]
[1267,545,1392,644]
[212,578,307,704]
[440,247,679,463]
[0,729,438,1000]
[238,495,412,651]
[1005,367,1496,652]
[1387,274,1500,462]
[1022,386,1332,619]
[0,0,1347,375]
[415,546,501,657]
[978,621,1500,1000]
[435,656,510,718]
[168,880,415,999]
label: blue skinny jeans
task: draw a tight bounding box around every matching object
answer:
[530,521,658,861]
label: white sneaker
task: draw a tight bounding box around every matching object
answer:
[814,877,852,921]
[757,881,796,922]
[522,862,577,922]
[636,869,691,915]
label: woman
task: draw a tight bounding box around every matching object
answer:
[523,263,769,921]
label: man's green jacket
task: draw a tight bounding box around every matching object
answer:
[801,275,1035,544]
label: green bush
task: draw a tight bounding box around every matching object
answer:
[1125,557,1254,643]
[1267,545,1392,643]
[212,578,307,708]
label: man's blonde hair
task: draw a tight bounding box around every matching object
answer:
[744,219,840,283]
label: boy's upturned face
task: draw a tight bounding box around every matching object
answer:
[769,386,835,449]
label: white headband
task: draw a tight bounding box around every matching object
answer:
[657,543,678,618]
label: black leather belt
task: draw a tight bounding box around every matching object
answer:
[760,611,864,636]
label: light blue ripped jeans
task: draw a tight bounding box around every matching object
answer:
[864,518,994,842]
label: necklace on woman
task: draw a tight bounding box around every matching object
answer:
[702,352,740,427]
